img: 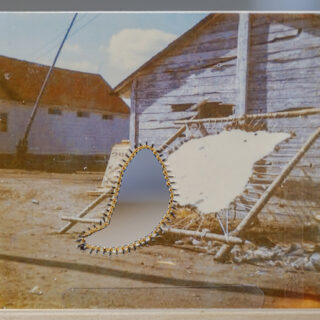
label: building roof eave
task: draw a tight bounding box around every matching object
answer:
[113,13,218,98]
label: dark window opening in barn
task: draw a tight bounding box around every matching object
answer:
[198,102,234,119]
[48,108,62,116]
[171,103,193,112]
[102,114,114,120]
[77,111,90,118]
[0,113,7,132]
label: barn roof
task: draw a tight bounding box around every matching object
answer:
[113,13,217,98]
[0,55,129,114]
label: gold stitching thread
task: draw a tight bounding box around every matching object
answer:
[78,144,176,255]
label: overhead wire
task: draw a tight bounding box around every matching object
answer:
[35,13,100,61]
[29,13,88,59]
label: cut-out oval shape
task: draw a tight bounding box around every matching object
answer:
[77,145,176,255]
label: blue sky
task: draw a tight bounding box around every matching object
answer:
[0,12,207,88]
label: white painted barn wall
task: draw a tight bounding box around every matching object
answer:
[0,100,129,155]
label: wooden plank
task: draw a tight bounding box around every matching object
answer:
[249,80,320,92]
[175,107,320,125]
[247,99,320,113]
[138,74,236,91]
[251,55,320,73]
[186,29,238,47]
[161,226,245,244]
[138,65,237,83]
[161,48,238,67]
[129,79,137,148]
[251,27,301,45]
[138,121,180,130]
[136,86,236,100]
[248,88,320,100]
[249,65,320,81]
[58,192,110,234]
[252,45,320,63]
[61,216,101,224]
[236,13,250,116]
[138,111,197,122]
[252,36,320,56]
[137,93,237,107]
[251,14,318,28]
[178,38,238,56]
[151,57,237,74]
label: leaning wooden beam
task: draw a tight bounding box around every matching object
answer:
[174,108,320,125]
[215,126,320,261]
[61,216,101,224]
[158,99,208,152]
[161,226,245,244]
[58,191,110,234]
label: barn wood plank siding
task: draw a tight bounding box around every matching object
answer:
[134,14,239,145]
[125,13,320,228]
[244,14,320,227]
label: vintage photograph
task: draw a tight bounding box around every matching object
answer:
[0,12,320,309]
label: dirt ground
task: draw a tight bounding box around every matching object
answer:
[0,169,319,309]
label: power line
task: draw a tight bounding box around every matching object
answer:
[29,13,87,59]
[35,14,100,61]
[69,14,100,38]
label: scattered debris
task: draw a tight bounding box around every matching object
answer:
[291,257,308,270]
[310,253,320,271]
[200,240,320,271]
[174,239,184,245]
[29,286,43,295]
[192,239,202,246]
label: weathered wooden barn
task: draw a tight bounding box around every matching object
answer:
[113,13,320,233]
[0,55,129,171]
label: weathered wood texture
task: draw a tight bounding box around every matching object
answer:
[221,114,320,227]
[247,14,320,114]
[133,14,320,146]
[134,14,239,146]
[236,13,250,116]
[131,13,320,227]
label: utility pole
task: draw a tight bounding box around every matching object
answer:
[15,13,78,166]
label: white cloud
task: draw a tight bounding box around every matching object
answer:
[103,28,177,85]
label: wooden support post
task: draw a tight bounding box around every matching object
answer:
[236,13,250,116]
[61,216,101,224]
[129,79,138,148]
[58,192,110,234]
[215,126,320,261]
[161,226,245,245]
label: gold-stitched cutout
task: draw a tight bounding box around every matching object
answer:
[76,144,177,256]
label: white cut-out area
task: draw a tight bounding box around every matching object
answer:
[167,130,290,214]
